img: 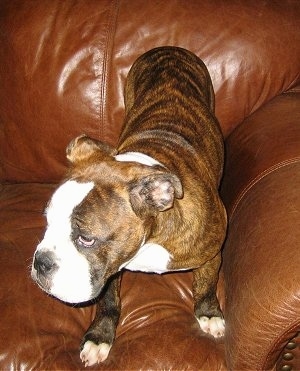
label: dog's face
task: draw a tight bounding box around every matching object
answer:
[31,135,182,303]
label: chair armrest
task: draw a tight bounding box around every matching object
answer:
[221,93,300,370]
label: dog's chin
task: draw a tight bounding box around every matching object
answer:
[51,280,101,304]
[51,291,95,305]
[45,285,97,304]
[32,274,97,305]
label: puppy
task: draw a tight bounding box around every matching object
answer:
[32,46,227,366]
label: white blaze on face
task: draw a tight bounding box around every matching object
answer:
[36,180,95,303]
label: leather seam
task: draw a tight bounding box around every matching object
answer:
[229,157,300,222]
[284,86,300,94]
[263,324,300,370]
[98,0,120,139]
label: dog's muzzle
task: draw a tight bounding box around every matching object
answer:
[32,250,58,290]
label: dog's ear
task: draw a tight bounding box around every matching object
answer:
[66,135,117,163]
[129,171,183,216]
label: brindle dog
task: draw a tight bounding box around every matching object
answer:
[31,46,227,367]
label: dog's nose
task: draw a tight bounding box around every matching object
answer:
[34,250,56,276]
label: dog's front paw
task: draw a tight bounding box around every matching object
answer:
[80,340,112,367]
[197,316,225,338]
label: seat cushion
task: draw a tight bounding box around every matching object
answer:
[0,183,226,370]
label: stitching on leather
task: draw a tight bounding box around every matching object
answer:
[98,0,120,139]
[229,156,300,222]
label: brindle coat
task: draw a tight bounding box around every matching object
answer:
[67,46,227,363]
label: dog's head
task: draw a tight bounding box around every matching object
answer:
[31,135,182,303]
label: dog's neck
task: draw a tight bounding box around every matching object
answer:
[115,151,164,167]
[115,151,177,248]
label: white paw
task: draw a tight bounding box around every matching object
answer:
[197,316,225,338]
[80,340,112,367]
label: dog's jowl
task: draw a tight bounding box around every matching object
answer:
[31,46,227,367]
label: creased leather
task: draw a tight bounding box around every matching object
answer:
[0,1,300,370]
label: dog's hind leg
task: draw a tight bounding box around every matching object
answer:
[193,253,225,338]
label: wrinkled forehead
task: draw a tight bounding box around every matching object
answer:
[46,180,94,223]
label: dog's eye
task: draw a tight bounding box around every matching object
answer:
[77,235,96,248]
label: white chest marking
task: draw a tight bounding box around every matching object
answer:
[116,153,175,274]
[119,242,173,274]
[115,151,164,167]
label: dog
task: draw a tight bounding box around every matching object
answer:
[31,46,227,367]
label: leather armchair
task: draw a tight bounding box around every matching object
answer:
[1,1,299,369]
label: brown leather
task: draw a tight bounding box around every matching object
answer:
[1,0,299,183]
[1,0,300,370]
[221,92,300,370]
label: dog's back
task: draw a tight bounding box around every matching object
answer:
[118,46,224,186]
